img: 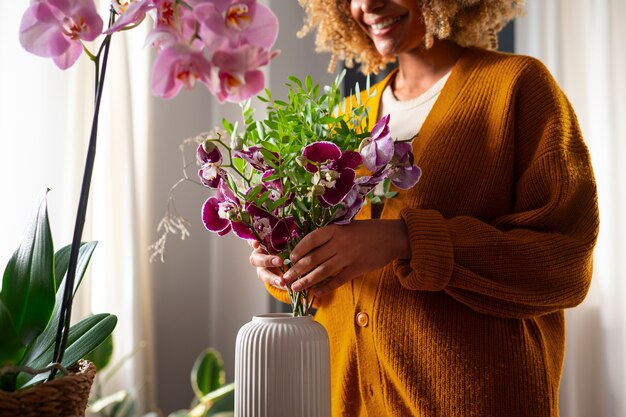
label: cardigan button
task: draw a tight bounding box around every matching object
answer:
[356,312,369,327]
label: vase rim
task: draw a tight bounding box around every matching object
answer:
[252,313,313,322]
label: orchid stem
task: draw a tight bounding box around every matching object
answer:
[49,10,115,381]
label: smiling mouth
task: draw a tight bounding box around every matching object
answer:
[368,15,404,33]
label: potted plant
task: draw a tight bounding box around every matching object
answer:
[0,191,117,416]
[10,0,280,415]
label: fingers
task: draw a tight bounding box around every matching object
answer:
[288,254,341,292]
[249,249,283,269]
[256,266,285,288]
[289,226,336,263]
[283,243,336,284]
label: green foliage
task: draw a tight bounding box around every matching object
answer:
[167,349,234,417]
[0,192,117,392]
[84,333,114,371]
[191,348,225,399]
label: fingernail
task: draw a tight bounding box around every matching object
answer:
[291,283,302,292]
[272,257,282,266]
[283,273,292,281]
[274,278,282,287]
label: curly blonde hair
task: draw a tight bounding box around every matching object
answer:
[297,0,525,74]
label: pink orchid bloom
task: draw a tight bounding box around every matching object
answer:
[212,44,274,103]
[19,0,104,69]
[105,0,156,34]
[193,0,278,52]
[151,43,212,99]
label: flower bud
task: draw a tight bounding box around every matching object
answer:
[295,155,308,167]
[230,136,244,151]
[325,170,339,181]
[311,184,325,196]
[202,140,218,154]
[240,211,251,223]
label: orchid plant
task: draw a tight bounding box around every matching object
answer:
[154,72,422,316]
[17,0,278,387]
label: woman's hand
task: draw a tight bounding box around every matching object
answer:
[248,240,285,288]
[282,219,410,296]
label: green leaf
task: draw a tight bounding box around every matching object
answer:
[88,390,128,413]
[17,313,118,388]
[287,75,302,89]
[305,75,313,92]
[83,332,114,371]
[188,383,234,417]
[19,241,98,367]
[110,392,136,417]
[191,348,225,399]
[1,191,55,346]
[0,298,25,366]
[167,411,190,417]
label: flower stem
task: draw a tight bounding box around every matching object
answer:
[49,10,115,380]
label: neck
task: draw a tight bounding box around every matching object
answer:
[393,40,464,101]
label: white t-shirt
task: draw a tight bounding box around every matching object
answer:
[380,71,451,142]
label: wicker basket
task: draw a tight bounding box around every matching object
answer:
[0,360,96,417]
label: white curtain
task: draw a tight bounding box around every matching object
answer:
[516,1,626,416]
[0,4,155,414]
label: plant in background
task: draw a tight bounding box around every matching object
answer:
[0,192,116,392]
[13,0,278,398]
[152,72,422,316]
[87,342,233,417]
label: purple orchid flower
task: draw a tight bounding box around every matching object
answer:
[330,185,365,225]
[302,141,362,207]
[388,142,422,189]
[151,43,213,99]
[197,141,226,188]
[359,114,394,172]
[201,179,242,236]
[228,200,299,254]
[19,0,104,69]
[234,146,277,172]
[269,216,299,253]
[260,170,293,210]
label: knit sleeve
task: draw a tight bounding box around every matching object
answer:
[265,282,291,305]
[392,59,600,319]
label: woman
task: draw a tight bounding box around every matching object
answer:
[249,0,599,415]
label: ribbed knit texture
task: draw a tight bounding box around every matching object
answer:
[266,47,599,416]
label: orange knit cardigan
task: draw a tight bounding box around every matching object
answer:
[267,47,599,416]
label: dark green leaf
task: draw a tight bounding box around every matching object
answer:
[0,298,25,366]
[83,332,114,370]
[1,191,55,347]
[19,241,98,367]
[191,348,225,399]
[17,313,118,388]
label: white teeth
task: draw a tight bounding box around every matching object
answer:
[370,16,401,32]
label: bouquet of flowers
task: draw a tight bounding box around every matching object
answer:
[195,72,422,316]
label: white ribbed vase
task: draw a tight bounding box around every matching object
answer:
[234,313,331,417]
